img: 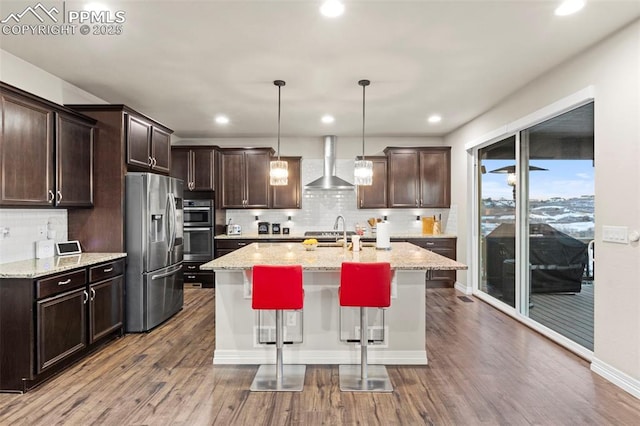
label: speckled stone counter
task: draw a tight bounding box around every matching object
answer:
[204,242,466,366]
[214,233,456,240]
[0,253,127,278]
[201,242,465,271]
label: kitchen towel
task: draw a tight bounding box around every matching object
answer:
[376,221,391,250]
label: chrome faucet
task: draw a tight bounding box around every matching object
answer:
[333,215,347,248]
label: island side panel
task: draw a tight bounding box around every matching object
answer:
[213,269,427,365]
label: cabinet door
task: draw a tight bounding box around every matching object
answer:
[192,147,215,191]
[171,148,191,188]
[271,157,301,209]
[419,148,451,208]
[357,157,387,209]
[37,288,87,373]
[126,115,152,170]
[387,150,420,208]
[90,276,124,343]
[151,127,171,174]
[244,151,271,208]
[0,91,54,206]
[56,112,94,207]
[220,151,246,208]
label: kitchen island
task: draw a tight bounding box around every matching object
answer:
[200,242,466,365]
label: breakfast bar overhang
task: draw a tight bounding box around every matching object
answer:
[201,242,467,365]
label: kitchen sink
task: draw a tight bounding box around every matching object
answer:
[304,231,356,238]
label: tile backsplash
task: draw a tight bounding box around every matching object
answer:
[0,209,68,263]
[224,159,456,236]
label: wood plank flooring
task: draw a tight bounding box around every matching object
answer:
[1,287,639,425]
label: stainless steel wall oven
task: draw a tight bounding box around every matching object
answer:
[183,199,215,287]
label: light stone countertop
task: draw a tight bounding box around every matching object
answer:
[215,233,456,240]
[0,253,127,279]
[201,242,466,271]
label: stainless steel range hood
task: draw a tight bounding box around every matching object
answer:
[305,135,354,190]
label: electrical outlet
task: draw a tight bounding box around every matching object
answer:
[286,312,296,326]
[37,225,47,238]
[602,225,628,244]
[0,227,9,239]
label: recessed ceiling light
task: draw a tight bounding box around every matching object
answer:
[427,115,442,124]
[215,115,230,125]
[320,0,345,18]
[554,0,585,16]
[321,115,335,124]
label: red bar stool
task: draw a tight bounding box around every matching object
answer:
[339,262,393,392]
[250,264,305,392]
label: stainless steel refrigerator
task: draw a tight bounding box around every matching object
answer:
[125,173,184,332]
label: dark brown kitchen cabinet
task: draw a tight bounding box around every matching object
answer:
[65,105,172,253]
[171,146,216,192]
[126,114,171,174]
[0,82,95,207]
[219,148,273,209]
[37,287,87,373]
[385,147,451,208]
[357,157,387,209]
[56,112,94,207]
[271,156,302,209]
[405,237,457,286]
[0,258,125,392]
[183,261,214,288]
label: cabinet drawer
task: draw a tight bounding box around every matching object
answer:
[37,269,87,299]
[184,272,214,285]
[89,259,125,283]
[406,238,456,250]
[216,240,252,250]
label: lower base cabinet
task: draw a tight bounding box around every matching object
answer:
[184,261,214,288]
[0,258,124,393]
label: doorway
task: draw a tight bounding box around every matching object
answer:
[477,102,594,350]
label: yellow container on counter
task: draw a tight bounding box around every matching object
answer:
[421,216,434,235]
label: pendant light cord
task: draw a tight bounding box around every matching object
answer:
[277,83,281,161]
[358,79,370,161]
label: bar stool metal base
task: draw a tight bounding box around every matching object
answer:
[338,364,393,392]
[250,364,306,392]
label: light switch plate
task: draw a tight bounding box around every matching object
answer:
[602,225,628,244]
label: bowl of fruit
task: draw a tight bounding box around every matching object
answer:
[302,238,318,251]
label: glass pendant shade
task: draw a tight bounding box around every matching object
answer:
[270,160,289,185]
[354,159,373,186]
[507,172,517,186]
[270,80,288,186]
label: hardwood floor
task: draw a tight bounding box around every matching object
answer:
[1,288,639,425]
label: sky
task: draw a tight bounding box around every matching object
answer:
[481,159,594,200]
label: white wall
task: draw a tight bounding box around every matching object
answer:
[445,20,640,390]
[0,50,107,263]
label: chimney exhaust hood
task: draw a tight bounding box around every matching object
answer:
[305,135,354,190]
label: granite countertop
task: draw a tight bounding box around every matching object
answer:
[215,233,456,240]
[0,253,127,279]
[201,242,467,271]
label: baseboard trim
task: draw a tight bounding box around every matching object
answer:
[454,281,472,295]
[213,349,428,365]
[591,357,640,399]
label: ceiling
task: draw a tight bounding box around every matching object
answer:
[1,0,638,139]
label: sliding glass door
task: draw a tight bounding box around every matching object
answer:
[476,103,594,350]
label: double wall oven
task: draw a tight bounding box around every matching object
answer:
[183,199,215,288]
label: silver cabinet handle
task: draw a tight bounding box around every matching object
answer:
[148,156,154,167]
[83,290,89,304]
[186,275,196,279]
[420,199,423,206]
[56,191,63,204]
[237,242,247,247]
[360,199,363,208]
[415,199,419,206]
[426,242,435,246]
[48,190,55,203]
[152,157,157,167]
[90,287,96,301]
[187,265,197,270]
[58,278,71,286]
[103,267,113,273]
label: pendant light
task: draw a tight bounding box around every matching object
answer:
[354,79,373,186]
[270,80,288,186]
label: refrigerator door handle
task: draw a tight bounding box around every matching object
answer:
[151,264,183,280]
[169,193,177,251]
[166,193,176,252]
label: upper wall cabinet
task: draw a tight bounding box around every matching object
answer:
[0,82,95,208]
[270,156,302,209]
[171,146,217,192]
[126,114,171,174]
[218,148,273,209]
[356,157,388,209]
[384,147,451,208]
